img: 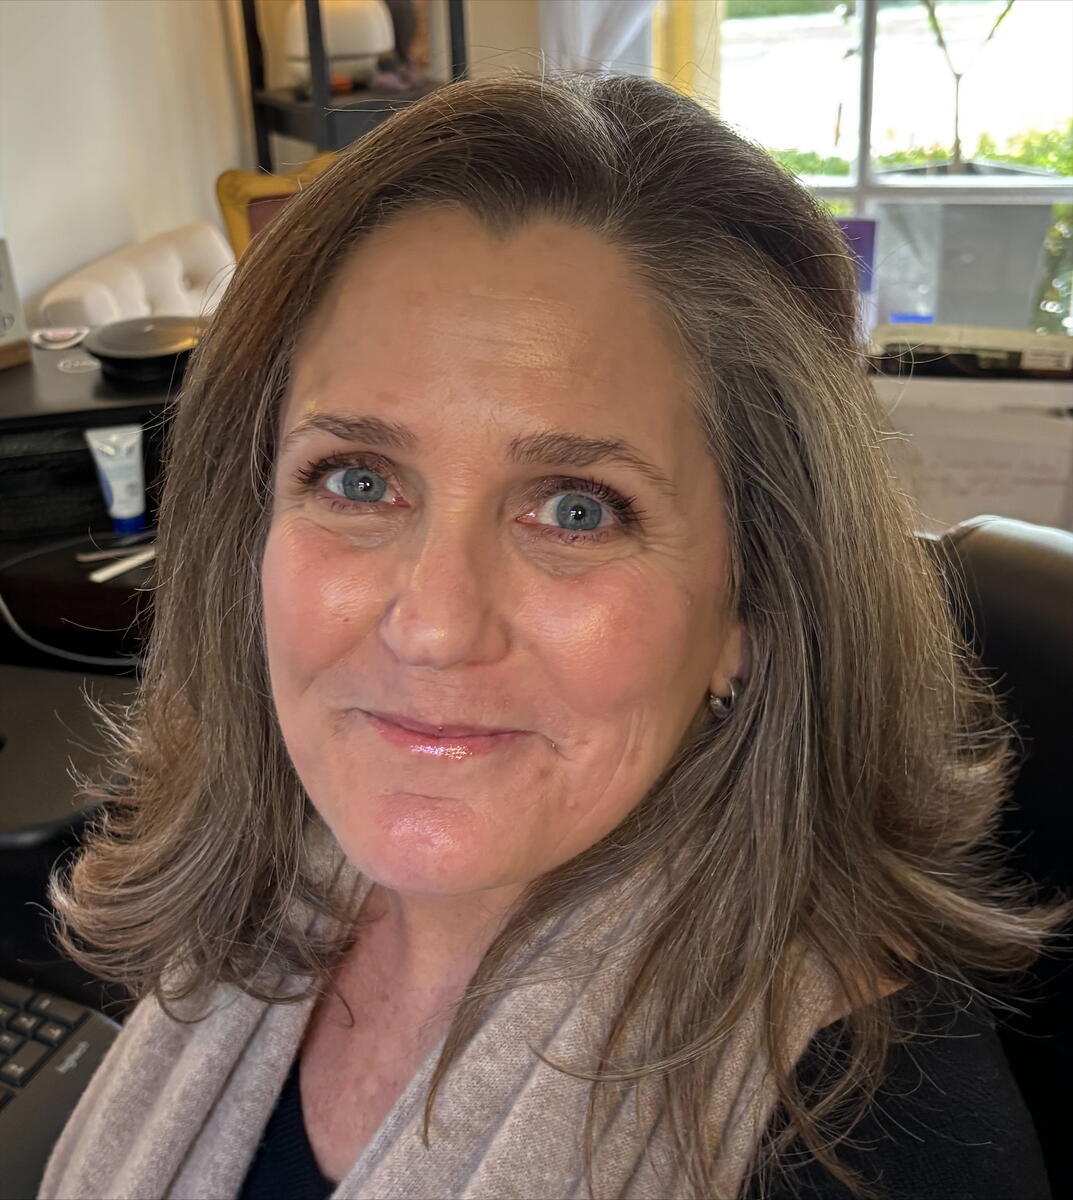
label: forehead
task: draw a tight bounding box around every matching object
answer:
[283,209,695,453]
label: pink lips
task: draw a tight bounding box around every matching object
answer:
[362,711,526,759]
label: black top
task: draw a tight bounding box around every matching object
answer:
[237,979,1051,1200]
[237,1054,332,1200]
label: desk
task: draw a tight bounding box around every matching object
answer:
[0,660,139,1021]
[0,344,162,1015]
[0,341,167,641]
[0,344,171,431]
[871,375,1073,534]
[0,532,152,666]
[0,663,139,846]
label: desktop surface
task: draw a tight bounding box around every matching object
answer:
[0,663,139,847]
[0,343,171,431]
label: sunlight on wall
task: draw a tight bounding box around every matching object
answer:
[651,0,724,109]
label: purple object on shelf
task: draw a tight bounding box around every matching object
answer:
[835,217,877,293]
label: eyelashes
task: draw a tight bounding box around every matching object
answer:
[289,450,646,543]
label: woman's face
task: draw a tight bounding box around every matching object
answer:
[263,208,744,900]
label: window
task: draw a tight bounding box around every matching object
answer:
[652,0,1073,334]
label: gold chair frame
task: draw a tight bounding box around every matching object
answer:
[216,153,337,257]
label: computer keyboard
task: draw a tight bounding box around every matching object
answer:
[0,976,120,1200]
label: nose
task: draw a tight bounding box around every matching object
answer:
[377,510,510,670]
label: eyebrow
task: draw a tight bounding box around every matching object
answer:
[280,412,679,501]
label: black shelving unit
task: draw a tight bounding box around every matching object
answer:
[240,0,468,171]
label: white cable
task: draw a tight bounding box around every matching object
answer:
[0,532,150,670]
[87,546,156,585]
[0,587,142,669]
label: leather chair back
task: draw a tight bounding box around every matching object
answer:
[930,515,1073,1194]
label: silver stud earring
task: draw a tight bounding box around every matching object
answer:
[708,676,744,720]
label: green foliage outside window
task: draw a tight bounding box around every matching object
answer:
[770,121,1073,177]
[725,1,846,17]
[975,128,1073,177]
[725,0,913,18]
[1035,215,1072,334]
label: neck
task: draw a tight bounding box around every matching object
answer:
[356,879,528,1011]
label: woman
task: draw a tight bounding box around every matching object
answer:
[39,72,1064,1200]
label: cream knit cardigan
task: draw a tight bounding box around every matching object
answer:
[38,843,838,1200]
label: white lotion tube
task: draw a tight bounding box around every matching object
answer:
[83,424,147,534]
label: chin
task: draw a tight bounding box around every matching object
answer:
[323,790,516,897]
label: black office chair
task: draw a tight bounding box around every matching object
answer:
[927,515,1073,1197]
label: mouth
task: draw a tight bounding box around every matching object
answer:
[362,710,518,738]
[359,709,528,759]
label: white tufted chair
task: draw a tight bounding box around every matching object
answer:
[37,222,236,327]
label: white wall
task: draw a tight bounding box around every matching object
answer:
[0,0,630,321]
[0,0,252,321]
[465,0,542,79]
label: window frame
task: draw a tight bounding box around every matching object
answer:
[794,0,1073,213]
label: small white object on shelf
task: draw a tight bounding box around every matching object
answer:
[30,327,89,351]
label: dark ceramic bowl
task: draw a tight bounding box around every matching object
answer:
[82,315,204,388]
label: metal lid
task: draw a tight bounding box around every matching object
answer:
[83,315,204,360]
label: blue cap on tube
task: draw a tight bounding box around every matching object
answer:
[113,514,148,534]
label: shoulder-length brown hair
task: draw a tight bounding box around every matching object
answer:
[51,70,1067,1197]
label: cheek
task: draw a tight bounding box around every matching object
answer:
[523,565,702,717]
[261,517,385,677]
[261,514,719,729]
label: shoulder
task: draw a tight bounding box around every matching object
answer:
[748,976,1052,1200]
[38,981,270,1199]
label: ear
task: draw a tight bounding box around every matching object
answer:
[711,618,751,695]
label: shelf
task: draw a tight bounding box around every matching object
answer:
[241,0,467,170]
[872,373,1073,415]
[253,81,445,149]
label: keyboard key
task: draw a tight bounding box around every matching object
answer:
[28,993,86,1028]
[0,1029,23,1055]
[0,1087,14,1112]
[0,1038,50,1086]
[0,1001,17,1025]
[0,980,34,1009]
[32,1020,71,1047]
[9,1012,42,1038]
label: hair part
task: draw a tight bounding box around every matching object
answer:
[50,71,1069,1198]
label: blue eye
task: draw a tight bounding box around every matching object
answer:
[552,494,604,532]
[290,452,644,544]
[329,466,388,503]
